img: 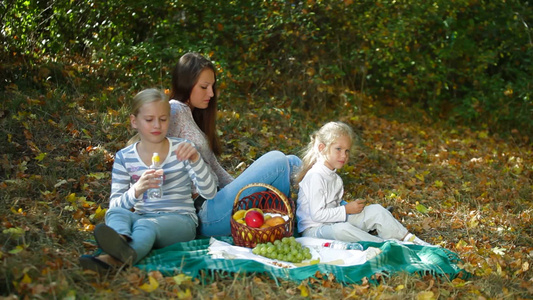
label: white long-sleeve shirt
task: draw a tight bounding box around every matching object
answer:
[296,161,347,233]
[167,100,234,188]
[109,137,217,223]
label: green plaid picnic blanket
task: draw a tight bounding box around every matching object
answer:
[135,237,470,284]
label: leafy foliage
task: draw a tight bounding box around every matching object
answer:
[2,0,532,135]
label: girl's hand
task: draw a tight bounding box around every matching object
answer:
[175,142,200,163]
[133,169,164,198]
[345,199,366,214]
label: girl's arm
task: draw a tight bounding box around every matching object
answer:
[109,152,141,209]
[168,101,234,187]
[304,173,347,223]
[176,142,217,200]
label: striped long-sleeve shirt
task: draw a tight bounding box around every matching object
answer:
[109,137,217,221]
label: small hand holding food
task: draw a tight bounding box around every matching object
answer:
[133,169,164,199]
[175,142,199,163]
[345,198,366,214]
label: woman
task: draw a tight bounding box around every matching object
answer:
[168,52,301,236]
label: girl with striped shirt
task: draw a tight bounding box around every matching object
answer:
[80,88,216,273]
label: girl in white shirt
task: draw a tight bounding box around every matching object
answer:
[295,121,431,246]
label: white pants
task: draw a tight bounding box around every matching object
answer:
[302,204,409,243]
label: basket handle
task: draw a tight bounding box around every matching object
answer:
[233,183,294,220]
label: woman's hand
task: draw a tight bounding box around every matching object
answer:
[132,169,164,199]
[344,199,366,214]
[175,142,200,163]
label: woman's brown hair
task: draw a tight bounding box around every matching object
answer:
[170,52,221,155]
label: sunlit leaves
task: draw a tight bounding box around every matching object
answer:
[415,203,428,214]
[434,180,444,188]
[9,245,25,254]
[298,282,309,297]
[416,291,435,300]
[139,275,159,293]
[173,274,192,285]
[3,227,25,239]
[34,152,47,162]
[21,273,32,284]
[89,205,106,221]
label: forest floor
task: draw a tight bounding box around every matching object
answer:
[1,60,532,299]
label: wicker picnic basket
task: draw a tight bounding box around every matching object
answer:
[230,183,294,248]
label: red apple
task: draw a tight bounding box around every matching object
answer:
[244,210,264,228]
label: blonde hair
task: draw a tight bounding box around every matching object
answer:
[126,88,170,146]
[294,121,356,183]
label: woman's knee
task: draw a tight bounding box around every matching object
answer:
[263,150,285,161]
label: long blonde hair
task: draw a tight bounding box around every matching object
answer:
[294,121,356,183]
[126,88,170,146]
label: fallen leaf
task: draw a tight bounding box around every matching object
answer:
[416,203,428,214]
[416,291,435,300]
[21,273,32,284]
[173,274,192,285]
[9,245,25,254]
[298,282,309,297]
[139,275,159,293]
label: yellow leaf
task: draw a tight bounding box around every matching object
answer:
[415,173,425,182]
[66,193,77,203]
[3,227,25,239]
[522,261,529,272]
[21,273,32,284]
[139,276,159,293]
[478,131,489,139]
[35,152,47,162]
[416,203,428,214]
[177,288,191,299]
[9,245,24,254]
[88,172,107,179]
[468,217,479,228]
[63,290,76,300]
[416,291,435,300]
[434,180,444,188]
[82,128,92,138]
[298,282,309,297]
[496,262,503,276]
[92,206,106,221]
[395,284,405,291]
[173,274,192,285]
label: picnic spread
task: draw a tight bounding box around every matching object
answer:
[132,184,470,284]
[135,236,470,284]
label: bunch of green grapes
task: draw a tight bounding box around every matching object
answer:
[252,237,312,263]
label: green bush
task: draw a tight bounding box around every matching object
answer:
[1,0,531,136]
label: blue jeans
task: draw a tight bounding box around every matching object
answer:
[105,207,196,264]
[198,150,301,236]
